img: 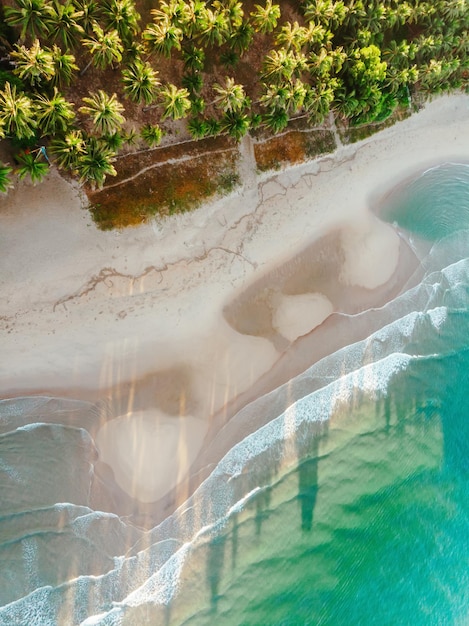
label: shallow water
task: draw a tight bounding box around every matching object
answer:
[1,163,469,625]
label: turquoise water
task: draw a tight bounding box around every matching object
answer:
[0,163,469,625]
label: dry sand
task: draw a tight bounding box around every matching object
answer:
[1,93,469,519]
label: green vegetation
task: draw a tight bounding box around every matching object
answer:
[0,0,467,202]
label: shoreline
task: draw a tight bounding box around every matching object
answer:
[1,93,469,525]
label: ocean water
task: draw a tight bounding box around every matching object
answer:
[1,162,469,625]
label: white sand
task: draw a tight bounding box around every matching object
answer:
[273,292,334,341]
[1,93,469,504]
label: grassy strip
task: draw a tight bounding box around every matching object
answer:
[87,139,239,229]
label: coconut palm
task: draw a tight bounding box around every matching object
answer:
[122,60,160,105]
[182,71,203,94]
[275,21,309,51]
[250,0,280,34]
[142,18,183,58]
[0,163,13,194]
[385,65,419,93]
[260,82,291,110]
[102,131,125,152]
[182,45,205,71]
[441,0,466,21]
[11,39,55,87]
[221,110,250,140]
[34,87,75,135]
[187,117,210,139]
[140,123,163,147]
[159,84,191,120]
[79,90,126,135]
[229,20,254,55]
[4,0,50,41]
[261,49,308,83]
[304,81,335,123]
[71,0,101,33]
[197,8,230,47]
[212,76,247,113]
[181,0,206,38]
[101,0,141,46]
[190,96,206,115]
[287,79,308,111]
[0,82,37,140]
[306,22,332,49]
[49,129,85,170]
[15,152,49,185]
[262,106,289,133]
[303,0,348,29]
[76,136,117,188]
[44,0,85,50]
[213,0,244,32]
[81,22,123,71]
[382,40,416,70]
[49,45,79,87]
[151,0,189,29]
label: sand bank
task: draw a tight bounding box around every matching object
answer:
[1,94,468,518]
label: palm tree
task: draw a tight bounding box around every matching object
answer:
[205,117,221,136]
[275,21,309,51]
[303,0,348,29]
[182,45,205,71]
[304,81,335,123]
[187,116,210,139]
[213,0,244,32]
[229,20,254,55]
[182,71,203,94]
[79,90,126,135]
[385,65,419,94]
[212,76,247,112]
[181,0,206,38]
[101,0,141,46]
[44,0,85,50]
[441,0,466,21]
[260,82,291,110]
[221,110,250,140]
[250,0,280,34]
[71,0,101,34]
[49,45,79,87]
[49,129,85,170]
[159,84,191,120]
[102,131,125,152]
[4,0,50,41]
[142,18,183,58]
[140,123,163,147]
[76,136,117,188]
[34,87,76,135]
[15,152,49,185]
[122,60,160,104]
[11,39,55,87]
[0,82,37,140]
[262,106,289,133]
[151,0,189,29]
[81,22,123,72]
[0,163,13,194]
[190,96,206,115]
[197,8,230,47]
[261,49,308,83]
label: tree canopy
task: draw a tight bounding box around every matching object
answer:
[0,0,467,189]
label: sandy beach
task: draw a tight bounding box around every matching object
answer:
[1,93,469,523]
